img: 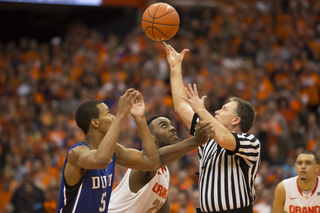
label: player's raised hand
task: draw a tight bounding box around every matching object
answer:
[117,88,139,117]
[162,42,189,68]
[194,121,213,145]
[182,84,207,114]
[130,92,145,117]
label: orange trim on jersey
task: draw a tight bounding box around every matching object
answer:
[296,176,319,196]
[311,177,319,196]
[297,177,303,196]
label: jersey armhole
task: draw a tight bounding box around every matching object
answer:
[63,157,87,190]
[225,132,240,155]
[189,113,198,136]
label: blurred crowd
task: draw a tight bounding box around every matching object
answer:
[1,0,320,212]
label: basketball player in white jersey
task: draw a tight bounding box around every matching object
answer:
[108,116,213,213]
[272,150,320,213]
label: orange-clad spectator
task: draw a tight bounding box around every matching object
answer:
[254,68,274,101]
[43,58,63,80]
[299,63,320,108]
[55,148,68,170]
[22,39,39,62]
[31,159,50,190]
[187,189,200,213]
[253,187,273,213]
[306,129,320,151]
[277,97,296,123]
[273,64,292,91]
[168,185,180,213]
[177,169,194,191]
[260,99,288,149]
[31,158,57,191]
[289,95,303,116]
[68,61,84,81]
[48,124,66,147]
[29,61,41,81]
[43,181,60,213]
[276,14,293,41]
[175,190,192,213]
[305,113,319,142]
[11,172,45,213]
[0,174,18,212]
[34,134,57,160]
[296,18,308,37]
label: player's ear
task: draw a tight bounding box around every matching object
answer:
[91,119,99,128]
[152,134,157,143]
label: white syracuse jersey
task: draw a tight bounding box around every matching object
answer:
[108,167,170,213]
[283,176,320,213]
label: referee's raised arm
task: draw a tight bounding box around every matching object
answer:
[164,44,260,213]
[162,42,194,130]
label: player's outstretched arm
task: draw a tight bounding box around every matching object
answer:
[162,42,194,130]
[67,89,138,171]
[183,84,236,151]
[272,182,285,213]
[157,121,212,166]
[115,92,161,171]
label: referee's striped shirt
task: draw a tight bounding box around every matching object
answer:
[191,114,261,212]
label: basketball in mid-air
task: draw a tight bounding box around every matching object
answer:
[141,2,180,41]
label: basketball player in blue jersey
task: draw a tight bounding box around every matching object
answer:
[57,88,162,213]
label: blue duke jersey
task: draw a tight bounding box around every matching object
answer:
[57,142,115,213]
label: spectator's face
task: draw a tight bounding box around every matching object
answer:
[23,182,33,195]
[214,101,238,130]
[96,103,114,134]
[150,117,178,148]
[295,154,320,181]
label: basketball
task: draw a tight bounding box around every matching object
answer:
[142,2,180,41]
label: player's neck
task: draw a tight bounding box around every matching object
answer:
[83,133,103,149]
[298,176,317,191]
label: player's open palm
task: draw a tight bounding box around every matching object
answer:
[182,84,207,114]
[162,42,189,67]
[130,92,145,117]
[194,121,213,145]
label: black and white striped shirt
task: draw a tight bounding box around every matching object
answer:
[191,114,261,212]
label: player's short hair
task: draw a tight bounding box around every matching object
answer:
[229,97,256,133]
[75,100,103,135]
[298,150,319,164]
[147,116,162,126]
[147,116,162,133]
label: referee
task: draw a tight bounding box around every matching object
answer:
[163,43,261,213]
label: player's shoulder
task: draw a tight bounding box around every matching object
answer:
[275,180,285,192]
[67,143,91,159]
[283,176,297,183]
[70,143,91,152]
[282,176,298,188]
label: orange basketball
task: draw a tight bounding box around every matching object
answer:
[142,2,180,41]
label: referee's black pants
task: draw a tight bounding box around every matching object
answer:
[196,205,253,213]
